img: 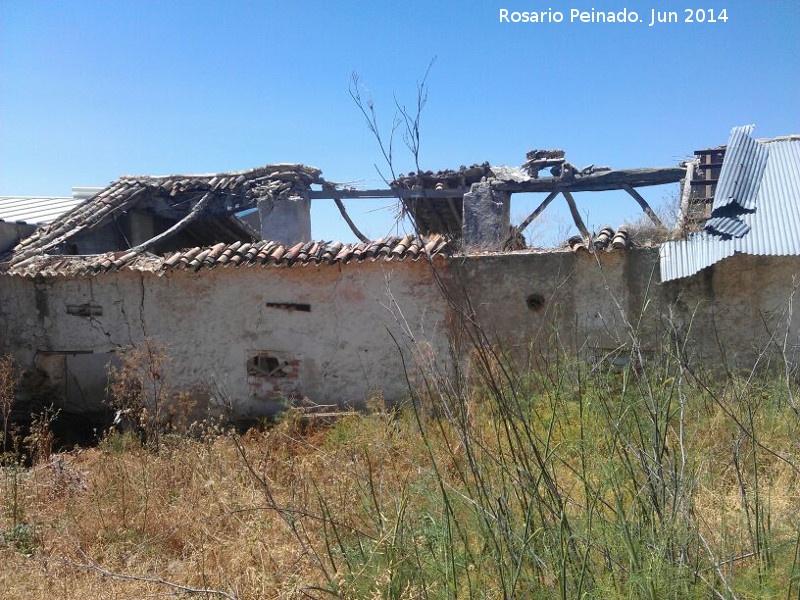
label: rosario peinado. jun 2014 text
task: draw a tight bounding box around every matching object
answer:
[498,8,729,26]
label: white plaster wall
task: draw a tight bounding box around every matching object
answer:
[1,258,451,419]
[3,250,800,420]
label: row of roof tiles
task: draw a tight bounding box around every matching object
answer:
[3,227,636,278]
[5,235,451,278]
[161,235,451,272]
[568,226,631,252]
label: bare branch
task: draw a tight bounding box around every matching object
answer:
[348,72,399,187]
[350,59,437,237]
[394,56,436,176]
[47,556,239,599]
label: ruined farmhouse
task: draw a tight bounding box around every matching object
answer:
[1,125,798,423]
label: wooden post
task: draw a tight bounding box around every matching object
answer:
[446,197,461,227]
[676,162,696,234]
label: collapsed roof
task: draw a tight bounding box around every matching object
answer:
[391,153,684,241]
[392,163,493,236]
[6,164,321,268]
[12,129,791,281]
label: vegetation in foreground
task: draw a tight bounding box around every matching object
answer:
[0,338,799,599]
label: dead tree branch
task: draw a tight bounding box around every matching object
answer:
[350,59,437,237]
[348,74,400,187]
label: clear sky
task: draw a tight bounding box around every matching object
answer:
[1,0,798,245]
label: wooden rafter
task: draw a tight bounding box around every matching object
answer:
[517,190,560,234]
[446,197,461,228]
[493,166,685,194]
[425,202,450,234]
[332,197,369,242]
[128,192,217,255]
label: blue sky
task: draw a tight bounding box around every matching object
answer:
[1,0,798,244]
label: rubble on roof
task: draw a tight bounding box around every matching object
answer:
[523,149,566,178]
[521,149,612,180]
[390,149,681,240]
[392,163,492,191]
[2,145,684,277]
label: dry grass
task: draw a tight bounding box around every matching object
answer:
[0,366,797,599]
[0,413,429,598]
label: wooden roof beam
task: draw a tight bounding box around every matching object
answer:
[517,190,560,234]
[493,166,685,193]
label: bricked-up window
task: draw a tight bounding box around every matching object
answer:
[247,354,282,377]
[247,352,302,400]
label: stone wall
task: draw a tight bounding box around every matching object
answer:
[2,249,799,421]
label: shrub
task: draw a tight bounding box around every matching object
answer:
[106,338,171,452]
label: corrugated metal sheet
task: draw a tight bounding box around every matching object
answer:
[713,125,768,211]
[705,215,751,238]
[0,196,85,225]
[661,128,800,281]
